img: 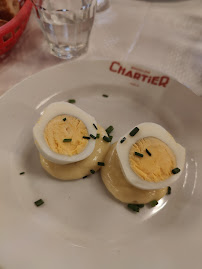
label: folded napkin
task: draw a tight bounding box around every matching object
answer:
[90,0,202,96]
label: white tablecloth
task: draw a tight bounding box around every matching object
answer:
[1,0,202,96]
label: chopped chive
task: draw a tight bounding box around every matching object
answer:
[129,127,139,137]
[103,136,111,142]
[135,152,143,157]
[98,162,105,166]
[172,167,180,174]
[63,138,72,142]
[83,175,88,179]
[128,204,140,212]
[34,199,44,207]
[19,172,25,175]
[90,169,95,174]
[108,135,113,142]
[167,186,171,195]
[146,148,151,156]
[102,94,108,98]
[93,124,98,130]
[96,133,100,139]
[137,204,145,208]
[90,134,96,139]
[63,118,66,121]
[149,200,158,207]
[105,125,114,135]
[68,99,76,103]
[83,136,90,140]
[120,137,126,143]
[128,203,145,212]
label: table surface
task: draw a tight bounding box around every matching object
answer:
[1,0,202,96]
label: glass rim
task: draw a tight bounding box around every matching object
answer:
[31,0,96,12]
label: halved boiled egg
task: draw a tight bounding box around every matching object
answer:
[116,122,186,190]
[33,102,98,165]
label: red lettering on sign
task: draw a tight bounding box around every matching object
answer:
[141,75,148,82]
[109,61,120,72]
[125,71,133,78]
[109,62,170,88]
[134,72,141,80]
[151,76,159,85]
[118,66,126,75]
[131,66,150,74]
[130,82,139,87]
[159,76,169,87]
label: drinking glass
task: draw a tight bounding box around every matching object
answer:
[32,0,97,59]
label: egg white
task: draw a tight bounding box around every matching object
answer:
[116,122,186,190]
[33,102,97,165]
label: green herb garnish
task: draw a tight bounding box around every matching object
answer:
[68,99,76,103]
[120,137,126,143]
[135,152,143,157]
[90,134,96,139]
[108,135,113,142]
[83,136,90,140]
[96,133,100,139]
[128,204,140,212]
[19,172,25,175]
[34,199,44,207]
[93,124,98,130]
[149,200,158,207]
[146,148,151,156]
[137,204,145,208]
[63,118,66,121]
[63,138,72,142]
[83,176,88,179]
[105,125,114,135]
[102,94,108,98]
[98,162,105,166]
[172,168,180,174]
[167,186,171,195]
[127,204,145,212]
[129,127,139,137]
[90,169,95,174]
[103,136,111,142]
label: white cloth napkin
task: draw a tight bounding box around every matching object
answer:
[1,0,202,96]
[90,0,202,96]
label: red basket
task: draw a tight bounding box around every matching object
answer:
[0,0,32,56]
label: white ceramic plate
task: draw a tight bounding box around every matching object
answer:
[0,60,201,269]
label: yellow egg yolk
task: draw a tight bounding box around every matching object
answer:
[129,137,176,183]
[44,115,89,156]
